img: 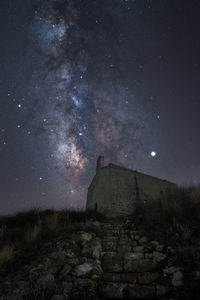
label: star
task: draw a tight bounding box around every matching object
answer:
[18,104,22,108]
[150,151,157,157]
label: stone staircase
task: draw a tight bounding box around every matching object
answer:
[98,219,180,299]
[0,219,183,299]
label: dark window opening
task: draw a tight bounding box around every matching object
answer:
[95,203,98,211]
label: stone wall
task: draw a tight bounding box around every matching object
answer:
[0,219,184,299]
[87,164,177,217]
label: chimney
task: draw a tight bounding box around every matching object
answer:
[96,156,104,172]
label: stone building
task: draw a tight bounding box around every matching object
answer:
[86,156,177,217]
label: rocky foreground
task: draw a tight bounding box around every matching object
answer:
[0,219,186,299]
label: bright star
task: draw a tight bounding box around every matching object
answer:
[151,151,157,157]
[18,104,22,108]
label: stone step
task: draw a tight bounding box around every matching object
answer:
[99,282,167,299]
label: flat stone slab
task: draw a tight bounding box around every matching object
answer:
[124,259,157,273]
[138,272,160,284]
[129,284,156,299]
[102,273,121,282]
[125,252,144,260]
[121,273,137,283]
[102,253,123,272]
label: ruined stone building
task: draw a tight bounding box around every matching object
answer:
[86,156,177,217]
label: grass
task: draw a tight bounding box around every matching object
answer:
[0,208,104,279]
[132,186,200,246]
[1,187,200,299]
[0,244,14,264]
[131,185,200,299]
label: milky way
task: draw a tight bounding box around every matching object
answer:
[27,0,154,208]
[1,0,200,214]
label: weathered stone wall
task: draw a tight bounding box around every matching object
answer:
[87,164,177,217]
[86,167,111,214]
[0,219,184,299]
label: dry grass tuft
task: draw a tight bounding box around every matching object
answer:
[24,224,40,243]
[0,224,7,239]
[189,186,200,204]
[45,211,60,231]
[0,244,14,264]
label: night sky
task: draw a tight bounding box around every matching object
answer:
[1,0,200,215]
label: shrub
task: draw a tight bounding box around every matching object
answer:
[0,244,14,264]
[132,186,200,245]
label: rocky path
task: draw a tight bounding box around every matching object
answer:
[0,219,183,299]
[99,220,182,299]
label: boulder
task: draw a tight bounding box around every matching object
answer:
[99,282,127,299]
[66,257,85,266]
[153,251,166,262]
[72,260,103,278]
[171,271,183,287]
[163,266,182,275]
[82,239,102,259]
[102,237,118,251]
[150,241,160,249]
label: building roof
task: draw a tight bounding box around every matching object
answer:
[102,163,177,186]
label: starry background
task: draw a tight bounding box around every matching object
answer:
[1,0,200,215]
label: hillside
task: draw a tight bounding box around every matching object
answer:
[0,187,200,299]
